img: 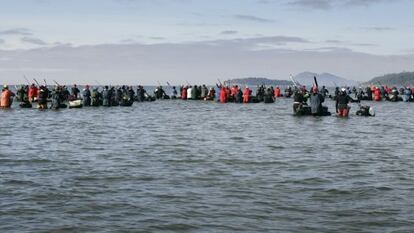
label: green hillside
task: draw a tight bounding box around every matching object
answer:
[367,72,414,86]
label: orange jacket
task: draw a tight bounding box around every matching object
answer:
[220,87,227,103]
[231,87,237,97]
[243,88,251,103]
[1,90,12,108]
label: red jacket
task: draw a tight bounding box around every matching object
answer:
[28,86,38,100]
[181,87,187,100]
[274,87,281,97]
[374,88,381,101]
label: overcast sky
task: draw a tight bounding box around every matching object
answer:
[1,0,414,84]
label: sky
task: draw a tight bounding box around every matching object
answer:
[1,0,414,84]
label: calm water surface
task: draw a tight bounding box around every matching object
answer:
[1,98,414,232]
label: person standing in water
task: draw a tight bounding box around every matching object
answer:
[181,86,187,100]
[243,86,251,103]
[171,86,178,99]
[320,85,329,98]
[136,85,147,102]
[37,85,49,109]
[17,85,32,108]
[309,86,325,116]
[336,88,358,117]
[274,86,281,98]
[235,88,243,103]
[404,87,412,102]
[293,88,307,114]
[102,86,111,107]
[82,85,91,107]
[0,85,15,108]
[71,84,80,99]
[28,83,38,102]
[50,86,63,110]
[91,87,101,106]
[218,84,227,103]
[205,87,216,101]
[374,87,382,101]
[187,85,193,100]
[200,85,208,100]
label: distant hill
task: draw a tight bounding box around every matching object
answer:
[225,77,292,86]
[366,72,414,86]
[226,72,358,87]
[294,72,358,87]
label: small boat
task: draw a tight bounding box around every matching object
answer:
[69,99,83,109]
[120,99,133,107]
[19,102,32,108]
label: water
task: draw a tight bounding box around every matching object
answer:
[1,99,414,232]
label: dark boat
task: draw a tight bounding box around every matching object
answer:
[294,105,331,116]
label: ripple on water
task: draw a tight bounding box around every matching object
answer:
[1,100,414,232]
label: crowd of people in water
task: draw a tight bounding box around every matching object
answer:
[2,80,412,117]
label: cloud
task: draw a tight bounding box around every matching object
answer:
[200,36,310,49]
[324,40,377,47]
[149,36,165,40]
[113,0,135,3]
[0,39,5,44]
[120,39,136,44]
[352,43,377,47]
[1,40,414,85]
[325,39,345,44]
[306,46,354,52]
[234,14,274,23]
[234,36,309,44]
[113,0,194,5]
[21,37,47,45]
[220,30,239,35]
[2,41,414,85]
[53,42,73,47]
[403,48,414,54]
[0,68,70,72]
[176,22,223,27]
[287,0,332,10]
[285,0,399,10]
[0,57,11,61]
[257,0,272,3]
[344,0,391,7]
[0,28,32,36]
[363,26,395,31]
